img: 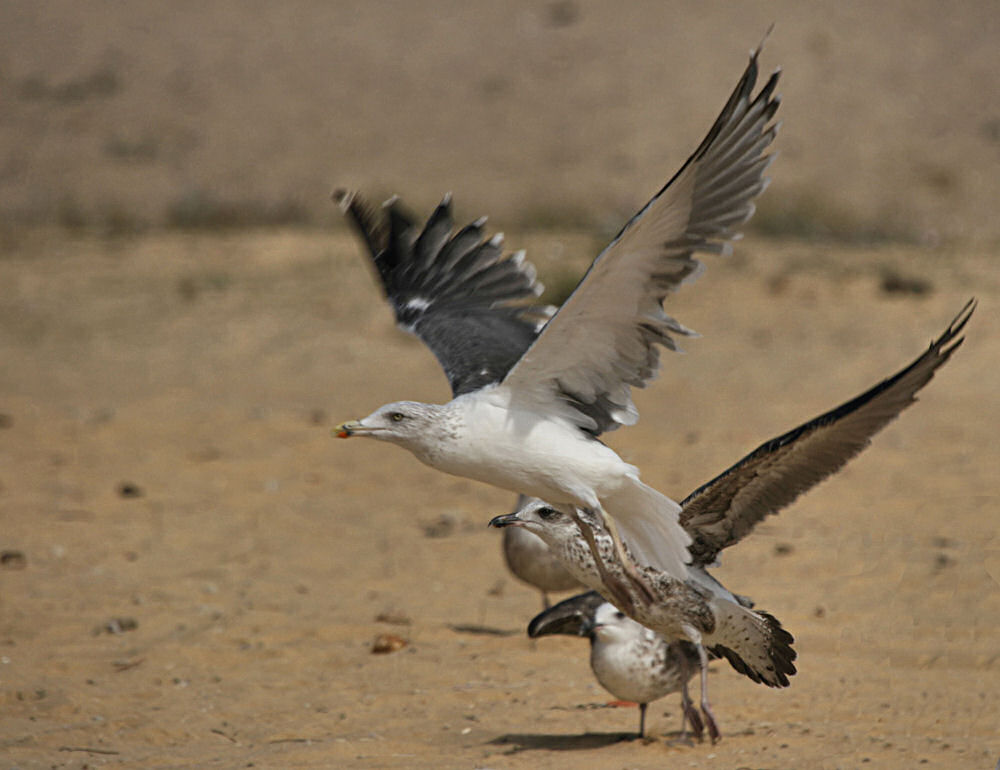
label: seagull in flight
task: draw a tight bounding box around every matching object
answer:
[491,299,975,741]
[335,44,781,604]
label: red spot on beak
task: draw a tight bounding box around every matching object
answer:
[336,429,351,438]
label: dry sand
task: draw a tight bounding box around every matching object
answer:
[1,229,996,769]
[1,3,998,769]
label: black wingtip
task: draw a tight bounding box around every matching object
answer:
[943,297,976,341]
[331,187,352,209]
[334,188,387,260]
[925,297,976,365]
[752,23,775,60]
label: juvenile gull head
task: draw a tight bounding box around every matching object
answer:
[500,499,582,609]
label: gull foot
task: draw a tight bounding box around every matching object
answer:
[683,701,705,743]
[702,705,721,744]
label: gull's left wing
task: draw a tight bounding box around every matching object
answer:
[679,299,975,565]
[336,190,550,396]
[501,45,780,434]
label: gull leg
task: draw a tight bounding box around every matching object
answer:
[679,670,704,743]
[638,702,647,739]
[541,591,551,610]
[596,508,656,606]
[567,508,634,612]
[693,639,721,744]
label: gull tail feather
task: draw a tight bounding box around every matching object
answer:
[604,480,692,580]
[706,601,796,687]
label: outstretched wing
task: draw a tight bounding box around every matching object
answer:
[527,590,606,638]
[680,299,975,565]
[500,46,781,434]
[336,190,551,396]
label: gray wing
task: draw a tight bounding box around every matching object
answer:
[527,590,606,638]
[680,299,975,565]
[501,46,780,434]
[336,190,550,396]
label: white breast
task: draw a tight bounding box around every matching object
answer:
[431,387,630,505]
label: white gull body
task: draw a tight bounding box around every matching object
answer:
[348,386,691,580]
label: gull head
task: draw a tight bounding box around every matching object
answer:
[335,401,446,452]
[488,499,582,549]
[587,601,637,643]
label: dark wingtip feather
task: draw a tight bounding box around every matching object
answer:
[936,297,976,355]
[334,188,387,261]
[753,23,776,58]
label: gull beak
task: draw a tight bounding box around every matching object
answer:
[333,420,364,438]
[488,512,523,528]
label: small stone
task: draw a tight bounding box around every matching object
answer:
[371,633,408,654]
[94,617,139,635]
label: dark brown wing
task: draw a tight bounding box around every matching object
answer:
[680,299,975,564]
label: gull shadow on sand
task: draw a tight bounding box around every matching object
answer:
[447,623,519,637]
[487,731,639,753]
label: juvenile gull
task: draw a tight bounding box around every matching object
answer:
[528,590,703,740]
[502,497,582,608]
[335,44,782,604]
[492,299,975,741]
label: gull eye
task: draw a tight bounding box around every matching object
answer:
[538,507,560,521]
[390,412,406,423]
[614,611,626,621]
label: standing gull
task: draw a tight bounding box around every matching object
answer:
[503,496,582,608]
[491,299,975,741]
[528,590,703,740]
[335,44,782,604]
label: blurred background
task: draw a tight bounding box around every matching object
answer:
[2,0,998,244]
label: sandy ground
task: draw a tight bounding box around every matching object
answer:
[1,227,997,769]
[1,2,999,769]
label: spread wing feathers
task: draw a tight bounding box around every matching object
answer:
[527,590,606,638]
[335,189,552,396]
[500,48,781,434]
[680,299,975,565]
[708,606,797,687]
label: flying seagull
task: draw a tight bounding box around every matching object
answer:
[491,299,975,741]
[529,590,704,741]
[335,44,782,604]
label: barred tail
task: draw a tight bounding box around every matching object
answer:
[707,603,796,687]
